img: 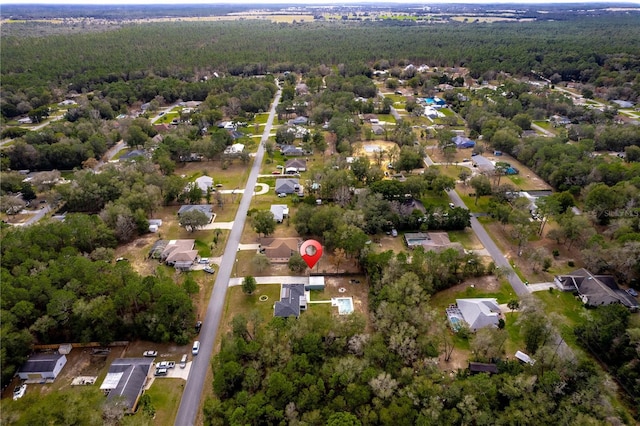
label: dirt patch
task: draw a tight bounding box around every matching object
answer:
[439,346,471,372]
[452,274,500,293]
[318,276,370,319]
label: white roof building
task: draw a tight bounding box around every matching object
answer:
[195,176,214,193]
[224,143,245,154]
[456,298,501,331]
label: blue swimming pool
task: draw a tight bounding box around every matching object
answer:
[449,316,463,331]
[333,297,354,315]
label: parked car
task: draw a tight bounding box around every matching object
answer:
[203,266,215,274]
[277,193,287,198]
[192,340,200,355]
[627,288,638,297]
[143,350,158,357]
[449,203,455,208]
[157,361,175,369]
[154,368,168,376]
[391,229,398,237]
[13,383,26,400]
[195,321,202,333]
[199,258,209,264]
[180,354,188,369]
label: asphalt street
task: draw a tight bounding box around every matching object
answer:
[447,189,529,296]
[173,85,282,426]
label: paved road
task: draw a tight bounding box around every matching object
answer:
[174,85,281,426]
[447,190,530,297]
[424,152,528,296]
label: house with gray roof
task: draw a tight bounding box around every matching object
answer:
[100,358,153,413]
[275,178,301,195]
[17,353,67,381]
[194,176,214,194]
[554,268,638,310]
[455,298,502,331]
[119,149,147,161]
[177,205,214,223]
[280,145,305,156]
[274,283,307,318]
[285,158,307,172]
[290,116,309,125]
[270,205,289,223]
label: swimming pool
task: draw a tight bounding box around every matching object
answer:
[448,316,464,331]
[332,297,354,315]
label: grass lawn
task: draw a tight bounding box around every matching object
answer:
[456,281,515,304]
[532,120,552,130]
[507,175,525,186]
[421,190,452,208]
[194,239,212,257]
[252,113,270,125]
[439,108,455,117]
[433,164,467,180]
[377,114,396,124]
[430,280,517,312]
[458,192,492,214]
[155,112,179,124]
[222,285,282,333]
[448,229,483,250]
[212,202,238,222]
[453,332,471,351]
[503,311,524,355]
[144,378,185,426]
[534,288,586,347]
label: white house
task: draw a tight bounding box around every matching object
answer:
[270,204,289,223]
[224,143,245,154]
[456,298,502,331]
[195,176,214,194]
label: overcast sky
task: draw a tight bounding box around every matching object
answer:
[5,0,640,5]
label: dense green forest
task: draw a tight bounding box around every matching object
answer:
[0,216,196,387]
[2,17,640,119]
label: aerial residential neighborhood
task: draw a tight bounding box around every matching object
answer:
[1,2,640,425]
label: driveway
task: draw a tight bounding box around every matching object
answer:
[11,205,51,227]
[228,276,309,286]
[531,122,555,137]
[218,182,269,196]
[174,84,282,426]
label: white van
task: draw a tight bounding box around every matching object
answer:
[192,341,200,355]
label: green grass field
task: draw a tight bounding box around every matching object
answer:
[144,379,184,425]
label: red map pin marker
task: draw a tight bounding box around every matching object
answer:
[300,239,323,269]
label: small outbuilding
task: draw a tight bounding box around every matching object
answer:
[17,353,67,381]
[469,362,499,375]
[515,350,536,365]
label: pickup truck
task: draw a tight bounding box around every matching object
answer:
[157,361,175,369]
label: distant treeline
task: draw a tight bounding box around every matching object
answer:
[0,4,255,20]
[2,17,639,98]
